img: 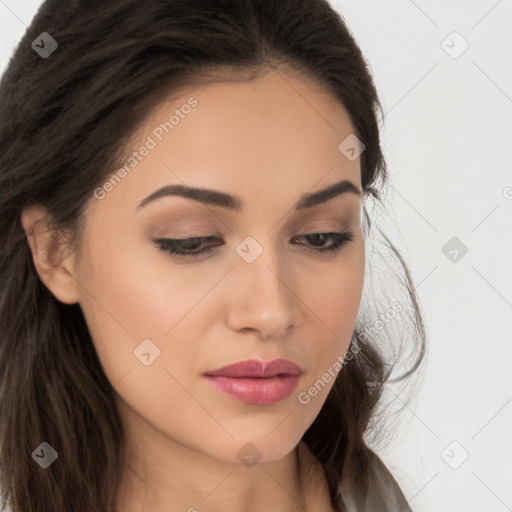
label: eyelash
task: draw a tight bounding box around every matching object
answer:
[151,231,354,259]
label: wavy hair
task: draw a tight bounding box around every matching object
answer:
[0,0,426,510]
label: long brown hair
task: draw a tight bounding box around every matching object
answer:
[0,0,425,510]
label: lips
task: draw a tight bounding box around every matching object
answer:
[203,358,303,405]
[204,358,302,378]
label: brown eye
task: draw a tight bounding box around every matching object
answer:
[291,231,354,254]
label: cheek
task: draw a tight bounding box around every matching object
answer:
[292,256,364,425]
[310,242,365,339]
[299,240,365,384]
[74,240,224,454]
[73,230,217,390]
[312,266,363,330]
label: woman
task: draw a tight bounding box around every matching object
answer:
[0,0,426,511]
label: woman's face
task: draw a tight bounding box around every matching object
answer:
[52,68,365,465]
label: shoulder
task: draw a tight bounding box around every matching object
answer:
[339,448,412,512]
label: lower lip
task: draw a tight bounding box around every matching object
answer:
[204,375,301,405]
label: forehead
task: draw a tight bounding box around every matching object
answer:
[89,68,361,219]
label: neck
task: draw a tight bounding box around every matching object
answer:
[115,439,310,512]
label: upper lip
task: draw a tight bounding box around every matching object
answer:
[204,358,303,378]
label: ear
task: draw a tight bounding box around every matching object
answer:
[20,204,80,305]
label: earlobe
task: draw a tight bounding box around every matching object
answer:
[20,204,80,305]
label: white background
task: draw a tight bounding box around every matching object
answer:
[1,1,511,511]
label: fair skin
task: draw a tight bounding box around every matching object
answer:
[21,67,365,512]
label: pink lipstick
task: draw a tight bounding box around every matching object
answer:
[203,358,302,405]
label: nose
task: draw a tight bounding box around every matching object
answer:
[226,244,297,339]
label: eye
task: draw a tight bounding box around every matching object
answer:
[292,231,354,254]
[151,236,223,258]
[151,231,354,259]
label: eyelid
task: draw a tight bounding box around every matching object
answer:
[147,213,220,236]
[293,211,348,226]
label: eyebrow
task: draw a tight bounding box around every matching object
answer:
[137,179,361,211]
